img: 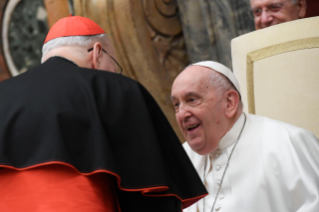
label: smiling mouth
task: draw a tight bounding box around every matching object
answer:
[186,124,200,131]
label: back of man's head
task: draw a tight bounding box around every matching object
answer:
[42,34,111,62]
[41,16,119,73]
[250,0,307,30]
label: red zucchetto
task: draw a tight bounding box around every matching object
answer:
[44,16,105,44]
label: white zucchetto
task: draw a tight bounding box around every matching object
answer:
[190,61,241,95]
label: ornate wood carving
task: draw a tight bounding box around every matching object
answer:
[143,0,187,74]
[176,0,254,69]
[5,0,49,75]
[0,0,11,82]
[43,0,70,28]
[74,0,187,141]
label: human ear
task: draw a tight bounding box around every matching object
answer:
[297,0,306,18]
[92,42,103,69]
[225,90,240,118]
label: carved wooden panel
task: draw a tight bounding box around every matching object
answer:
[0,0,51,78]
[0,0,11,82]
[177,0,254,69]
[43,0,71,28]
[74,0,187,141]
[7,0,48,75]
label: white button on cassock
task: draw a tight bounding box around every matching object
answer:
[216,179,221,186]
[215,207,221,211]
[216,166,221,171]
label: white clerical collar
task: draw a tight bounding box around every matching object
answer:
[218,113,245,150]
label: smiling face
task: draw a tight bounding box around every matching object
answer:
[250,0,306,30]
[171,66,229,155]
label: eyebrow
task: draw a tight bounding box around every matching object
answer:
[171,92,201,101]
[185,92,200,97]
[252,1,283,9]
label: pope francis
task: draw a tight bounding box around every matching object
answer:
[171,61,319,212]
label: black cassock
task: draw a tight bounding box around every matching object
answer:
[0,57,207,211]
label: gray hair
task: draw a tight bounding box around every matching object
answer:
[209,71,243,109]
[209,71,236,96]
[209,70,243,110]
[290,0,307,10]
[42,34,108,62]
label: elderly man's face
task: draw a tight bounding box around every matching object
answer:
[171,66,228,155]
[250,0,306,30]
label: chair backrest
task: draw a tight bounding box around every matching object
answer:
[231,16,319,138]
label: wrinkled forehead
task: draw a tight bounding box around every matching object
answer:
[250,0,289,7]
[172,66,215,96]
[174,66,212,84]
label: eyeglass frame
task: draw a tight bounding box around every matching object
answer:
[247,0,289,20]
[88,47,123,74]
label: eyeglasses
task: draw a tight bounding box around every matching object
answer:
[247,1,289,20]
[88,47,123,74]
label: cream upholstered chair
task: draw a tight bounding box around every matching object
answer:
[231,16,319,138]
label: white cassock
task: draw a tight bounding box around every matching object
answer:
[183,113,319,212]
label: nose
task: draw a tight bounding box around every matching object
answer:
[175,104,192,124]
[260,9,273,26]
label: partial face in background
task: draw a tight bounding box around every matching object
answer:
[250,0,306,30]
[171,66,228,155]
